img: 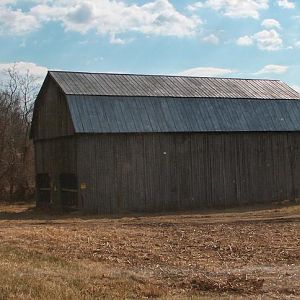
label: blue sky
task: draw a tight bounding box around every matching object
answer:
[0,0,299,91]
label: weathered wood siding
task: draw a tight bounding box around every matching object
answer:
[32,79,74,140]
[34,137,77,206]
[35,138,77,175]
[77,132,300,214]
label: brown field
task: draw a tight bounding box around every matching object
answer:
[0,202,299,299]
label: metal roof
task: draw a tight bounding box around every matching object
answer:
[50,71,300,100]
[66,95,300,133]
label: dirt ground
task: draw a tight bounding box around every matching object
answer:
[0,202,299,299]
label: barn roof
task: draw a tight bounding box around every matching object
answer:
[66,95,300,133]
[49,71,300,100]
[31,71,300,136]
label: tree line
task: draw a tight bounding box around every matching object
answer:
[0,67,40,201]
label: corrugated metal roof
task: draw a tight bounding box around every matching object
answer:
[50,71,300,100]
[66,95,300,133]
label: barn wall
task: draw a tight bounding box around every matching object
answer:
[34,137,77,207]
[76,132,300,214]
[32,79,74,140]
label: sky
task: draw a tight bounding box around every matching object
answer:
[0,0,300,91]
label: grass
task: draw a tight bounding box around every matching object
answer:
[0,244,163,300]
[0,201,299,299]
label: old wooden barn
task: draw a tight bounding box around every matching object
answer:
[30,71,300,214]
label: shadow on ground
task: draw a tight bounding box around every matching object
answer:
[0,202,78,221]
[0,200,299,225]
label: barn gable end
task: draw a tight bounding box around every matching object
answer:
[30,74,75,141]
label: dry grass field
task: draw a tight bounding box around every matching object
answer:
[0,202,299,299]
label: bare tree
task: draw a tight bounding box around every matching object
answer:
[0,65,40,201]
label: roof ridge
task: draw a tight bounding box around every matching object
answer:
[48,70,280,82]
[66,94,300,100]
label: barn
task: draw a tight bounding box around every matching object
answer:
[30,71,300,214]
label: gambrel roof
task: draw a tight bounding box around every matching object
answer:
[32,71,300,135]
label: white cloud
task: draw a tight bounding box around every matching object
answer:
[277,0,295,9]
[109,34,130,45]
[0,0,201,42]
[67,2,93,25]
[0,6,40,35]
[237,35,254,46]
[202,34,219,45]
[0,0,17,4]
[295,41,300,48]
[187,2,203,11]
[256,64,288,75]
[237,29,283,51]
[254,30,283,51]
[292,15,300,20]
[190,0,269,19]
[178,67,235,77]
[0,62,48,79]
[261,19,281,29]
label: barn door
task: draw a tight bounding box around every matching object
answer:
[59,173,78,211]
[36,173,51,208]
